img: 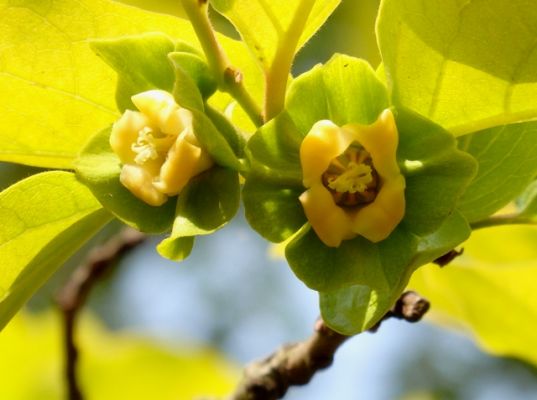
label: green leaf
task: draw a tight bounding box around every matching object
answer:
[319,210,471,335]
[169,54,205,112]
[286,54,390,132]
[157,236,195,262]
[0,171,111,330]
[457,121,537,222]
[409,210,471,269]
[168,51,217,100]
[75,128,176,233]
[90,33,177,112]
[157,168,240,261]
[519,180,537,217]
[190,109,242,171]
[245,113,303,184]
[286,224,418,292]
[377,0,537,136]
[395,107,477,235]
[243,179,305,243]
[320,285,394,335]
[409,224,537,366]
[0,0,261,168]
[210,0,341,70]
[204,105,245,158]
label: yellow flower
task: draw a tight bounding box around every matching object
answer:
[299,109,405,247]
[110,90,213,206]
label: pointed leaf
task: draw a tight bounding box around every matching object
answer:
[457,122,537,222]
[169,51,217,100]
[157,168,240,261]
[377,0,537,135]
[0,172,111,330]
[210,0,341,70]
[90,33,177,112]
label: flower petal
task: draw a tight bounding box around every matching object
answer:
[300,120,351,188]
[120,164,167,206]
[154,130,214,196]
[132,90,180,135]
[344,109,400,180]
[110,110,151,164]
[299,184,354,247]
[350,175,406,242]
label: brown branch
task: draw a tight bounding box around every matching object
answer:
[226,291,430,400]
[433,248,464,267]
[55,227,146,400]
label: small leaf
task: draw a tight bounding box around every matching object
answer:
[0,172,111,330]
[190,109,242,171]
[245,113,303,184]
[286,224,417,292]
[157,168,240,261]
[319,210,471,335]
[75,128,176,233]
[286,54,390,133]
[210,0,341,70]
[409,224,537,366]
[457,121,537,222]
[243,179,305,242]
[204,105,245,158]
[377,0,537,136]
[320,285,393,335]
[168,52,217,100]
[90,33,177,112]
[157,236,195,262]
[409,210,471,269]
[395,107,477,235]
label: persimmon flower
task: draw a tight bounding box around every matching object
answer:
[110,90,213,206]
[299,109,405,247]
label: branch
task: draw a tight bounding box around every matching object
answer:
[180,0,263,127]
[55,227,146,400]
[226,291,430,400]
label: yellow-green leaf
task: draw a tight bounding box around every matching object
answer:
[0,171,111,330]
[377,0,537,136]
[210,0,341,70]
[0,311,238,399]
[0,0,261,168]
[409,225,537,366]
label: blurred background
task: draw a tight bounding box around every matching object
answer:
[2,0,537,399]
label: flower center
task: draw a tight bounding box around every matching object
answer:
[132,127,174,165]
[322,143,379,207]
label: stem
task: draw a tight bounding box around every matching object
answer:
[180,0,263,127]
[470,213,536,230]
[263,0,316,121]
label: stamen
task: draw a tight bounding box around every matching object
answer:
[322,142,379,207]
[327,162,373,193]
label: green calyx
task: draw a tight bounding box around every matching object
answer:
[243,54,477,334]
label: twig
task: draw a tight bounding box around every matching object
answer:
[433,248,464,267]
[226,291,430,400]
[55,227,146,400]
